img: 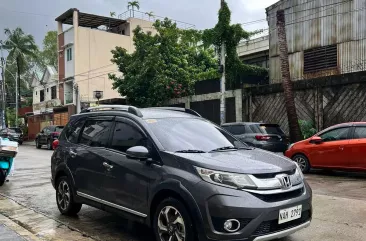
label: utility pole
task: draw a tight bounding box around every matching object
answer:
[219,0,226,125]
[0,56,5,129]
[276,10,302,142]
[15,71,18,127]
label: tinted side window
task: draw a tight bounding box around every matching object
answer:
[353,127,366,139]
[111,122,147,153]
[229,125,245,135]
[63,118,86,143]
[79,120,113,147]
[319,127,350,142]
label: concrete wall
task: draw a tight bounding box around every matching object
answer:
[74,27,134,102]
[237,35,269,57]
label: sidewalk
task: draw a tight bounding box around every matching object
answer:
[0,195,95,241]
[22,141,35,146]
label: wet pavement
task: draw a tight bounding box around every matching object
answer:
[0,145,366,241]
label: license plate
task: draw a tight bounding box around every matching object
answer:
[278,205,302,224]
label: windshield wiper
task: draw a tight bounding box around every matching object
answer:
[176,149,206,153]
[210,146,238,152]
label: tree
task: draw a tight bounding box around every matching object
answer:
[202,1,267,87]
[127,1,140,17]
[1,28,39,108]
[276,10,302,142]
[41,31,58,69]
[110,12,116,18]
[109,19,218,107]
[145,11,154,21]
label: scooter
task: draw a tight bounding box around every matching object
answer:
[0,137,18,186]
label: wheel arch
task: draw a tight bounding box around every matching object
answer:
[291,152,312,167]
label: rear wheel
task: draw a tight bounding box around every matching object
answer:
[292,154,310,173]
[56,176,82,215]
[36,139,41,149]
[153,198,196,241]
[0,169,7,186]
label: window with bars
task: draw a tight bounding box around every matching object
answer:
[66,48,72,61]
[304,45,337,73]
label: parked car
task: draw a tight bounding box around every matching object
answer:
[36,125,64,150]
[51,106,312,241]
[286,122,366,173]
[222,122,289,153]
[0,128,23,144]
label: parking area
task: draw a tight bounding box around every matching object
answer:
[0,145,366,241]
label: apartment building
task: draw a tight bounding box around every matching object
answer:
[55,8,156,112]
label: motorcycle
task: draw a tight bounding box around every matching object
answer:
[0,137,18,186]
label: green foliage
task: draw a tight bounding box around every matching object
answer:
[299,120,317,139]
[6,107,22,127]
[109,19,218,107]
[41,31,58,68]
[127,1,140,10]
[110,12,116,17]
[202,1,268,85]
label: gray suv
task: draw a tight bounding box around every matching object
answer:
[51,106,312,241]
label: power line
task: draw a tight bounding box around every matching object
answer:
[0,8,56,18]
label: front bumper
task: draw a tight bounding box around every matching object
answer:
[192,181,312,241]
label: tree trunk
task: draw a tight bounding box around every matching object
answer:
[16,56,21,109]
[276,10,303,143]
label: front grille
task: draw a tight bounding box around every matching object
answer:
[211,217,252,233]
[253,210,311,237]
[251,187,304,202]
[253,169,296,179]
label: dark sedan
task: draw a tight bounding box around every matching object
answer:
[222,122,289,153]
[0,128,23,144]
[36,125,64,150]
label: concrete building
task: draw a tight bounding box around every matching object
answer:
[31,66,60,115]
[237,35,269,69]
[266,0,366,83]
[55,9,157,111]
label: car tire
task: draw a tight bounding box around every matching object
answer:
[36,139,42,149]
[0,169,6,186]
[292,154,310,173]
[153,198,196,241]
[18,141,23,145]
[47,139,53,150]
[56,176,82,215]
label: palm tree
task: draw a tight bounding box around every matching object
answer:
[127,1,140,17]
[110,12,116,18]
[145,11,154,21]
[1,27,39,108]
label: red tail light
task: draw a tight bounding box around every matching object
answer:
[52,132,60,136]
[255,135,271,141]
[52,139,59,150]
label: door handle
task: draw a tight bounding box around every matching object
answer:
[103,162,114,170]
[339,146,344,151]
[70,150,77,158]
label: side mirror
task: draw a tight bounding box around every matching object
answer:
[310,136,323,144]
[126,146,150,160]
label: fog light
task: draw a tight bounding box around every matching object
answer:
[223,219,240,232]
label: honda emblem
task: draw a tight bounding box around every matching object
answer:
[277,174,292,189]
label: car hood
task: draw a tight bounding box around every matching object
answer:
[171,149,296,174]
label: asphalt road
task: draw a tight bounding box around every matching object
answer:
[1,145,366,241]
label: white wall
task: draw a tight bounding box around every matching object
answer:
[64,27,75,78]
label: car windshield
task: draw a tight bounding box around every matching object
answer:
[146,118,247,152]
[9,128,21,133]
[7,129,16,133]
[55,126,64,132]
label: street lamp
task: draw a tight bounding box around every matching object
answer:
[93,90,103,106]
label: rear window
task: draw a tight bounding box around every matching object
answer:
[55,126,64,132]
[7,129,16,133]
[249,124,285,135]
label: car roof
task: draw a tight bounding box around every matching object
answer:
[221,122,278,126]
[140,108,198,119]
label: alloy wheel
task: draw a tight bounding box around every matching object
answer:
[157,206,186,241]
[57,180,71,211]
[294,156,307,171]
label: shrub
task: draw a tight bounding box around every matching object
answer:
[299,120,317,139]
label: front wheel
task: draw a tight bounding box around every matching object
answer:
[153,198,196,241]
[56,176,82,215]
[292,154,311,173]
[0,169,7,186]
[36,139,41,149]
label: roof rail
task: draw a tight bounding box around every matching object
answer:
[80,105,143,117]
[149,107,201,117]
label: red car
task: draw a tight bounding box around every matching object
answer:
[285,122,366,173]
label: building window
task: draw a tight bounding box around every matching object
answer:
[51,86,57,99]
[36,91,37,95]
[40,90,45,102]
[47,88,49,92]
[304,45,337,73]
[66,48,72,61]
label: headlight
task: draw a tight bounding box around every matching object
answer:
[294,163,304,180]
[195,167,257,189]
[288,143,295,150]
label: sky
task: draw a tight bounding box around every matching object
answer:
[0,0,278,48]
